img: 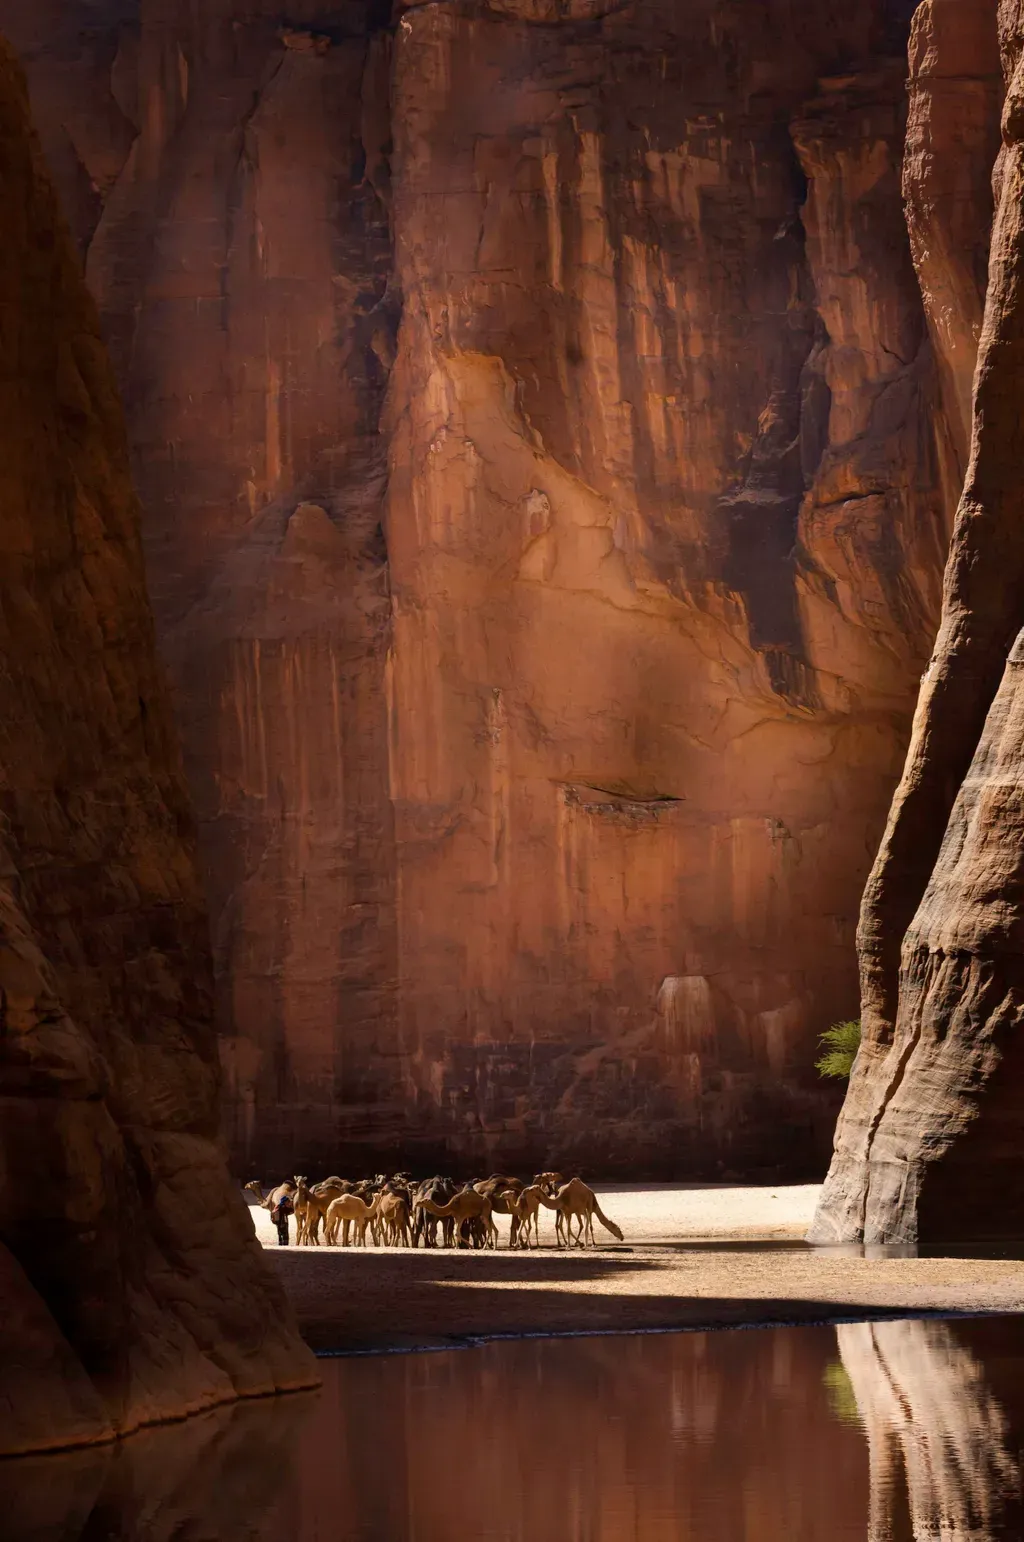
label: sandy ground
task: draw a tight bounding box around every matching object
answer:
[250,1184,1024,1352]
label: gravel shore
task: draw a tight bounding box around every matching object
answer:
[250,1184,1024,1352]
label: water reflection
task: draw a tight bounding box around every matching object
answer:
[839,1320,1022,1540]
[6,1318,1024,1541]
[0,1391,312,1542]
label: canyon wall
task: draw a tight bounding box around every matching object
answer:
[0,35,316,1458]
[812,0,1024,1246]
[4,0,959,1177]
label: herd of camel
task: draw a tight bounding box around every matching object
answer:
[245,1171,625,1250]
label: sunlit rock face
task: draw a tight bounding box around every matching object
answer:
[3,0,959,1175]
[0,34,316,1458]
[814,0,1024,1248]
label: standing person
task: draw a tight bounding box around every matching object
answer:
[271,1190,293,1246]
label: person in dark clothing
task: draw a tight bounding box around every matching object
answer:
[271,1193,293,1246]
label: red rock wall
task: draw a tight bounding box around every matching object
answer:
[3,1,962,1178]
[0,34,315,1457]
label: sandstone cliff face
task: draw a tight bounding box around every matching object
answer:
[0,36,316,1457]
[811,0,1024,1246]
[5,0,959,1176]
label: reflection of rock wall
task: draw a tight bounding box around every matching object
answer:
[2,1390,314,1542]
[4,1,962,1174]
[838,1319,1021,1539]
[812,0,1024,1247]
[294,1330,866,1540]
[0,34,315,1458]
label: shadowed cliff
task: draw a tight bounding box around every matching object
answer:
[811,0,1024,1246]
[0,32,316,1457]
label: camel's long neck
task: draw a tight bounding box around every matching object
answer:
[423,1197,454,1217]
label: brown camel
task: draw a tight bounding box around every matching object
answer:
[419,1189,497,1249]
[324,1191,381,1247]
[536,1178,624,1247]
[475,1176,525,1245]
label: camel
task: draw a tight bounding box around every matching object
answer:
[244,1179,294,1211]
[419,1188,498,1249]
[413,1177,458,1247]
[536,1177,623,1247]
[292,1175,360,1244]
[475,1176,525,1246]
[378,1190,411,1247]
[533,1171,566,1194]
[324,1191,381,1247]
[292,1176,339,1245]
[499,1184,550,1249]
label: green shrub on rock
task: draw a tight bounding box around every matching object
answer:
[816,1020,862,1081]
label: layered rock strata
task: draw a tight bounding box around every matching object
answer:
[4,1,962,1175]
[812,0,1024,1246]
[0,35,316,1458]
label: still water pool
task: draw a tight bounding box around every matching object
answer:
[7,1317,1024,1540]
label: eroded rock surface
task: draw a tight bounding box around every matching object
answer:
[0,35,316,1457]
[4,0,966,1176]
[812,0,1024,1246]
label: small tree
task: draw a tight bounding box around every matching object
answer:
[816,1020,861,1081]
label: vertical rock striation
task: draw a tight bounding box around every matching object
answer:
[2,1,967,1176]
[811,0,1024,1245]
[378,0,949,1172]
[0,34,316,1457]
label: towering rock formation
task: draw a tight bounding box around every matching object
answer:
[813,0,1024,1246]
[4,0,960,1176]
[0,35,315,1458]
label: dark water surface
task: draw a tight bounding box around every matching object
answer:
[7,1317,1024,1540]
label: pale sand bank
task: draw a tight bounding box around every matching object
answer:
[250,1184,1024,1352]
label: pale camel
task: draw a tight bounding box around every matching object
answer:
[378,1190,411,1247]
[324,1191,381,1247]
[419,1189,498,1249]
[244,1179,294,1211]
[500,1185,549,1249]
[533,1171,566,1194]
[293,1176,338,1245]
[294,1175,358,1244]
[536,1178,624,1247]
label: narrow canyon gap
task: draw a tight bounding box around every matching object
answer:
[3,0,977,1176]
